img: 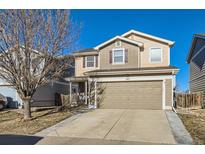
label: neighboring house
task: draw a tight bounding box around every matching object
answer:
[187,34,205,93]
[0,47,73,108]
[0,79,70,108]
[68,29,179,110]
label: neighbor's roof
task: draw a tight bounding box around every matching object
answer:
[73,48,98,53]
[94,35,143,50]
[121,29,175,46]
[187,34,205,63]
[72,48,99,56]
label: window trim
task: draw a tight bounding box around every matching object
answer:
[112,48,125,64]
[85,56,95,68]
[149,47,163,64]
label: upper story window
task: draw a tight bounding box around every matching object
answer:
[150,48,162,63]
[112,48,125,64]
[86,56,95,67]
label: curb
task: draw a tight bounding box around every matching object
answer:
[35,113,82,136]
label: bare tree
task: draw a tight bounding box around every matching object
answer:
[0,10,79,119]
[89,80,106,108]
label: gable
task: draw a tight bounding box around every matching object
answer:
[99,40,140,69]
[192,47,205,70]
[94,35,143,50]
[122,30,174,46]
[98,39,140,51]
[187,35,205,63]
[126,33,170,47]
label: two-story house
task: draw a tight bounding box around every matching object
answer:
[68,30,179,110]
[187,34,205,94]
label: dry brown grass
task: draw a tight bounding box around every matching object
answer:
[0,108,72,135]
[177,108,205,144]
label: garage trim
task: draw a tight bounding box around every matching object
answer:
[89,75,174,110]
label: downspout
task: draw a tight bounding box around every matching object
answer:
[138,47,141,68]
[172,106,177,114]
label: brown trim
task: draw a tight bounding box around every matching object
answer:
[96,55,98,67]
[125,49,128,63]
[109,50,112,64]
[83,57,85,68]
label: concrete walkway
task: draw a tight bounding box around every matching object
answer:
[36,109,176,144]
[165,111,193,144]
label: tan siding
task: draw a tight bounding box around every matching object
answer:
[165,79,172,107]
[75,57,98,76]
[74,32,172,77]
[99,81,162,109]
[126,34,170,67]
[99,41,140,69]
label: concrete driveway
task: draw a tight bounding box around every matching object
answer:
[36,109,176,144]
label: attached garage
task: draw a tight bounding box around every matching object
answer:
[99,81,163,110]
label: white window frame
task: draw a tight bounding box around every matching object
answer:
[115,40,121,47]
[112,48,125,64]
[85,56,95,68]
[149,47,163,63]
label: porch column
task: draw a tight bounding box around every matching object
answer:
[88,80,90,108]
[94,81,97,109]
[162,79,165,110]
[85,81,88,105]
[69,81,72,104]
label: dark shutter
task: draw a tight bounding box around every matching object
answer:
[96,56,98,67]
[125,49,128,63]
[83,56,85,68]
[109,50,112,64]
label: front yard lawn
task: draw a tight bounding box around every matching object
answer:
[0,108,72,135]
[177,109,205,144]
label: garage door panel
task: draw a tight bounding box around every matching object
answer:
[100,81,162,110]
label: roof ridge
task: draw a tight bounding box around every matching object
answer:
[121,29,175,46]
[94,35,143,50]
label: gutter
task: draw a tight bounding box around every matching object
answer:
[85,68,179,76]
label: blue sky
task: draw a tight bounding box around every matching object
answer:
[70,9,205,91]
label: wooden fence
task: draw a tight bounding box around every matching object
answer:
[176,91,204,108]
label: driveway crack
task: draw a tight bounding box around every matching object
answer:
[103,109,126,139]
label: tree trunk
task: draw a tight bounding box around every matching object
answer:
[23,97,31,119]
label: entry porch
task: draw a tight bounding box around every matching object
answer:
[65,77,98,109]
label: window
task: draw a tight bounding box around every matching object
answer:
[150,48,162,63]
[115,41,121,47]
[86,56,95,67]
[113,48,124,64]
